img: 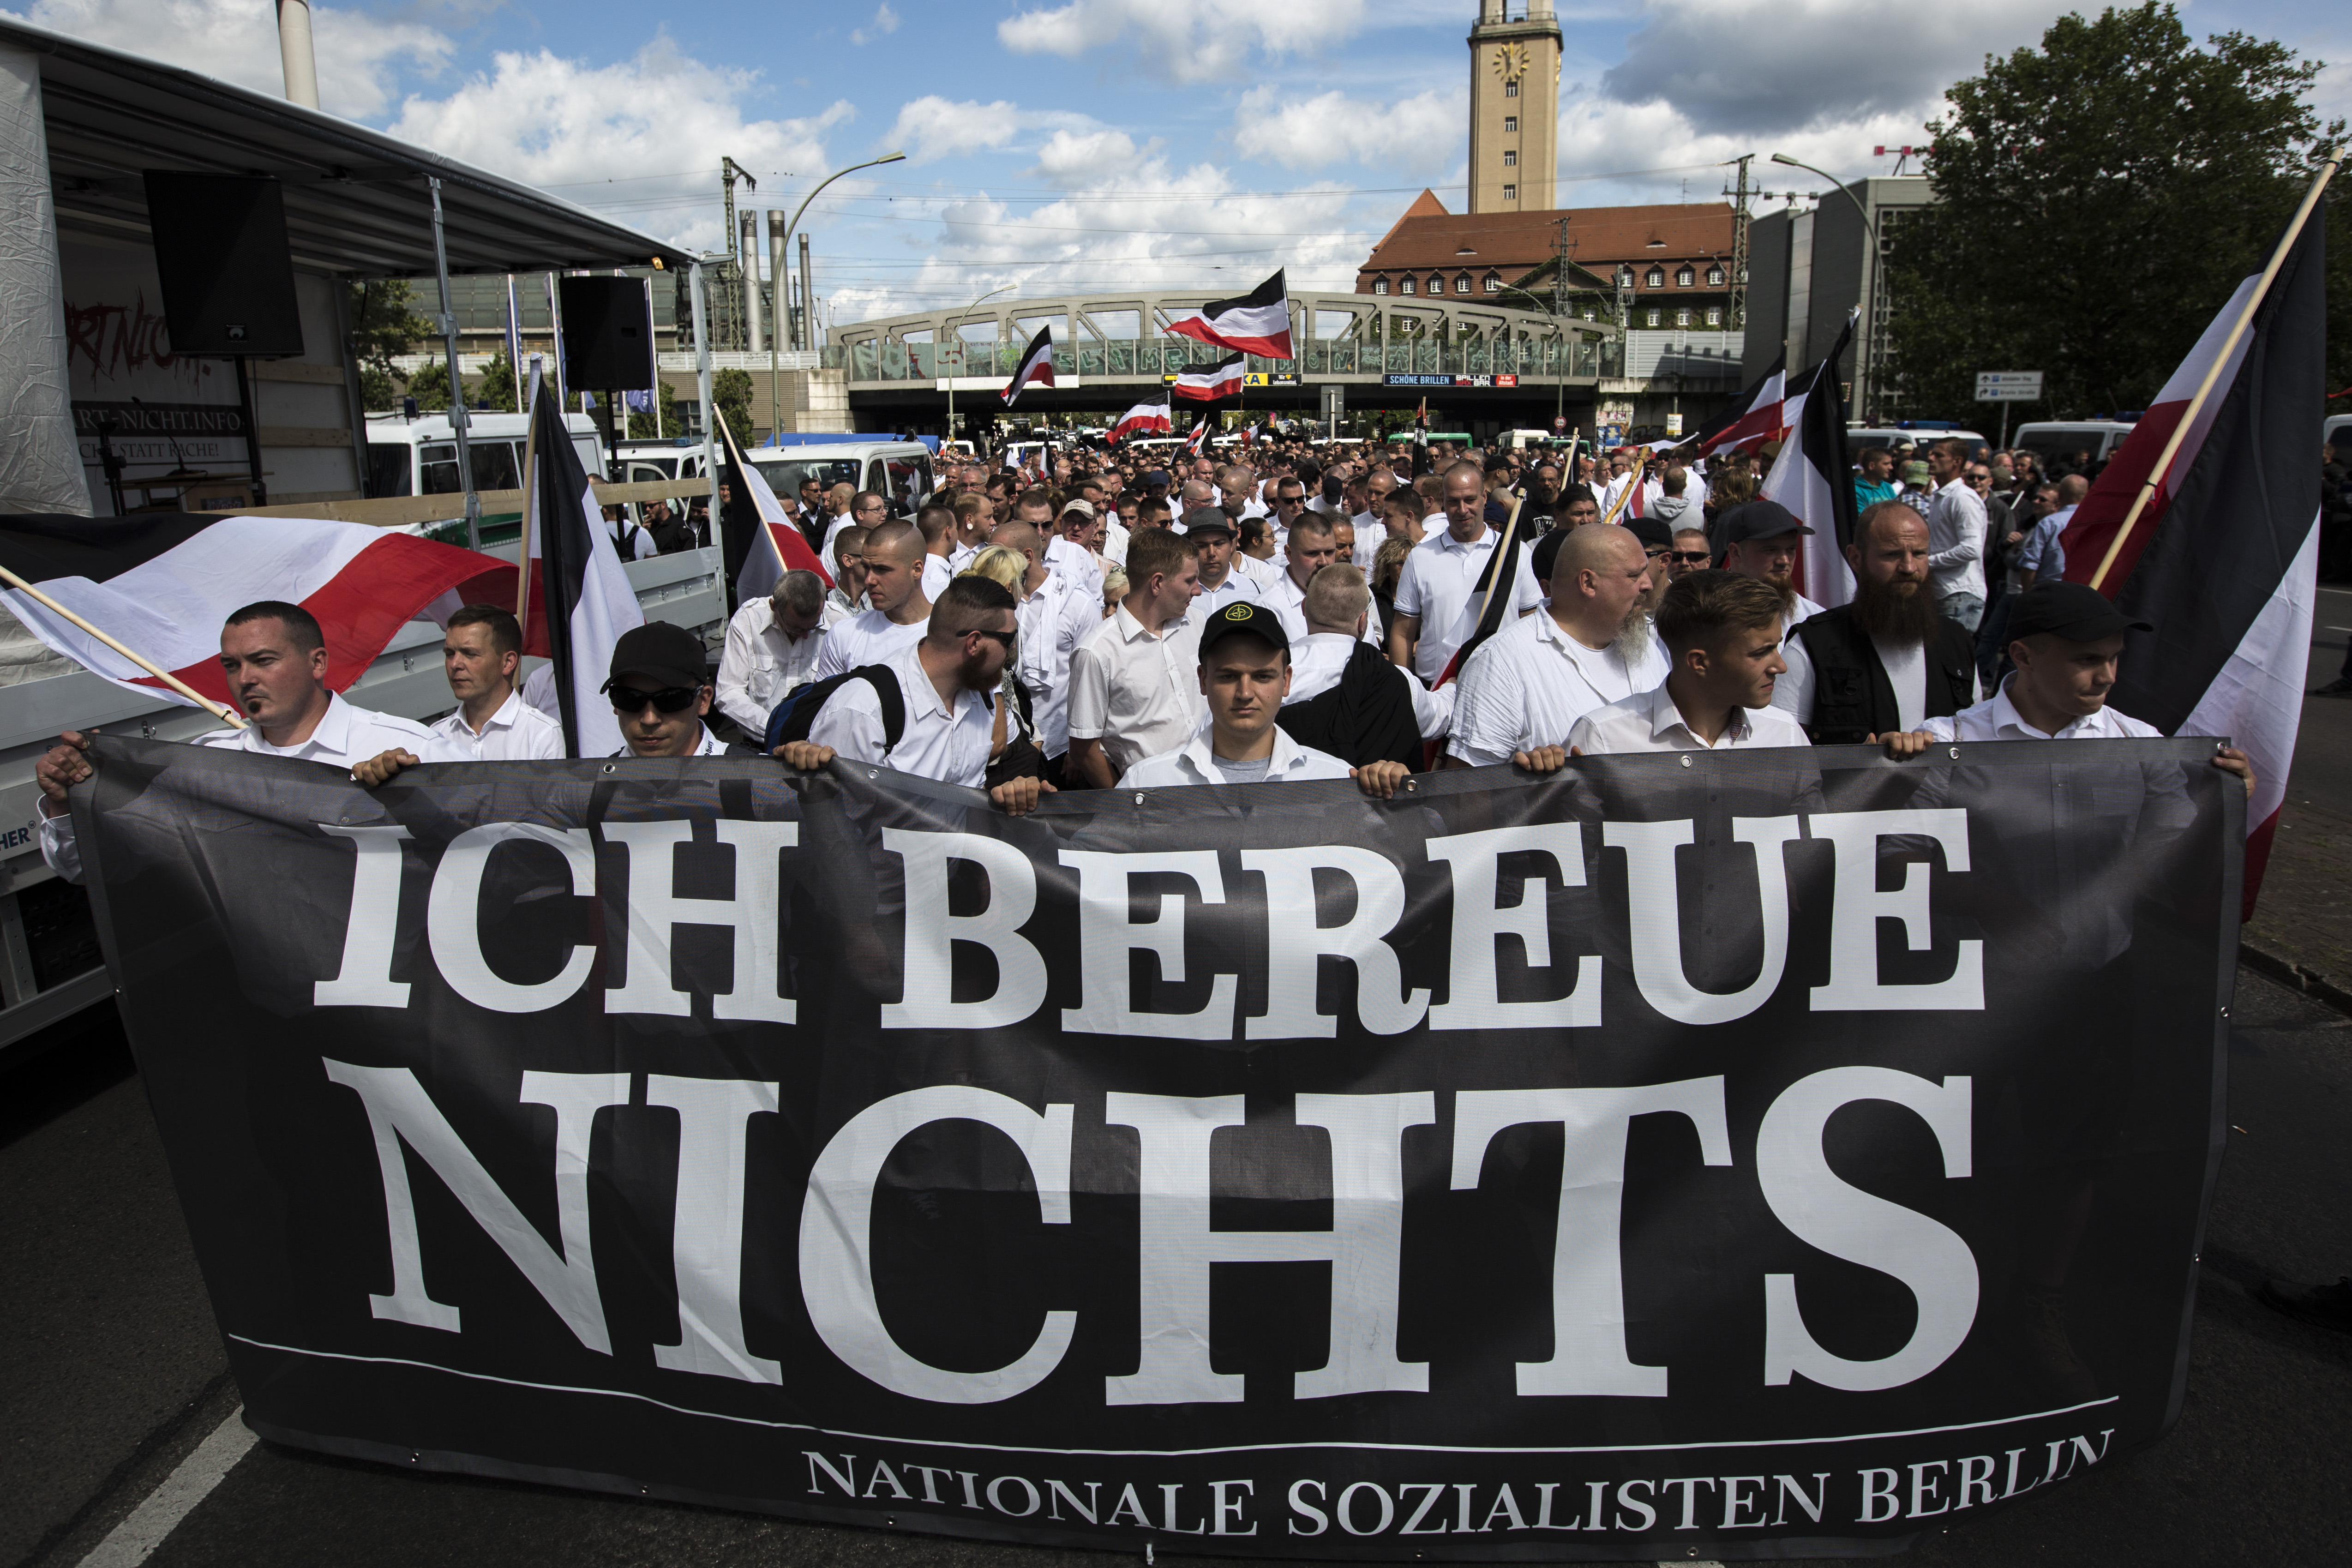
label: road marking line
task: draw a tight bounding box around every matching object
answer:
[76,1406,256,1568]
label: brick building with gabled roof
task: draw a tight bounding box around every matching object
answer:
[1355,191,1738,331]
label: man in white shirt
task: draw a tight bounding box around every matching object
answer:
[989,519,1101,782]
[915,502,958,598]
[1122,601,1407,796]
[1049,500,1110,601]
[821,487,884,579]
[1183,509,1262,615]
[1719,499,1826,638]
[1922,437,1988,631]
[819,520,931,678]
[1445,523,1667,768]
[1562,571,1810,756]
[825,525,870,619]
[1262,512,1379,650]
[1388,462,1544,685]
[428,604,564,760]
[779,576,1048,813]
[37,601,440,882]
[606,505,656,562]
[715,570,835,736]
[1066,528,1204,788]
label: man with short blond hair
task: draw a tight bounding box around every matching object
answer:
[1066,527,1204,788]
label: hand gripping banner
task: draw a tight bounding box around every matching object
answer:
[74,736,2242,1559]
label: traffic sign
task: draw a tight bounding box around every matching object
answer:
[1974,371,2044,402]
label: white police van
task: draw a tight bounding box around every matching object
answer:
[745,438,935,518]
[363,411,607,547]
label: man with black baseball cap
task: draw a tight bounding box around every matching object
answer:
[1720,499,1824,630]
[1120,601,1409,795]
[1183,507,1261,615]
[604,621,747,758]
[1917,581,2250,790]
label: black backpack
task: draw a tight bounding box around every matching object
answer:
[764,666,906,755]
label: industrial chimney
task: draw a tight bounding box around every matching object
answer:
[276,0,319,109]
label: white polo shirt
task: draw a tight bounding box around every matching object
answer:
[1922,681,2163,743]
[807,642,994,788]
[1014,569,1100,759]
[715,596,833,733]
[38,694,438,884]
[1447,609,1669,766]
[1067,604,1204,778]
[427,690,565,760]
[1391,524,1545,685]
[921,554,953,599]
[1567,683,1812,754]
[817,607,927,679]
[1121,724,1354,787]
[1286,631,1455,740]
[1044,534,1104,600]
[1234,552,1282,588]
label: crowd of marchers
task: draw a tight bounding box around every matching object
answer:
[28,428,2255,874]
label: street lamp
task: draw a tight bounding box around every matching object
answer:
[945,282,1015,453]
[1770,151,1878,409]
[768,150,906,442]
[1490,282,1573,437]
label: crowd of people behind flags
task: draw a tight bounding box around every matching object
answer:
[30,421,2258,866]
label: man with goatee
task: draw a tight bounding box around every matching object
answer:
[1778,501,1978,743]
[1442,523,1666,767]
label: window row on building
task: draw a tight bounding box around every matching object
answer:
[1369,272,1515,297]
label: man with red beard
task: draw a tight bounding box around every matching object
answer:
[1779,501,1978,744]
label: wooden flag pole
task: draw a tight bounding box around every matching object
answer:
[2090,146,2344,592]
[0,564,245,727]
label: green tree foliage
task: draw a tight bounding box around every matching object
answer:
[474,352,521,413]
[356,362,400,413]
[402,357,456,411]
[711,368,756,444]
[1884,3,2343,422]
[348,280,433,383]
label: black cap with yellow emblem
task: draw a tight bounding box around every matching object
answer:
[1196,599,1290,661]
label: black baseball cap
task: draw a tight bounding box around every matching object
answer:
[602,621,706,691]
[1197,600,1290,660]
[1180,505,1235,535]
[1724,499,1814,544]
[1627,514,1675,554]
[1142,469,1171,487]
[2006,581,2151,643]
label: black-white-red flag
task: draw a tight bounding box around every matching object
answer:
[1185,416,1213,456]
[1109,389,1172,444]
[714,409,833,607]
[1434,496,1528,688]
[520,379,642,757]
[1687,353,1788,457]
[2061,204,2326,913]
[1758,311,1858,607]
[1163,269,1293,359]
[1002,324,1054,407]
[1170,351,1247,402]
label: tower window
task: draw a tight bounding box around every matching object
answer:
[1645,267,1664,288]
[1503,149,1517,167]
[1373,279,1389,295]
[1675,265,1694,287]
[1502,184,1516,200]
[1504,116,1517,133]
[1505,80,1518,97]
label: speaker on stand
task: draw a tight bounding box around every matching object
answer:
[142,174,306,508]
[558,276,656,477]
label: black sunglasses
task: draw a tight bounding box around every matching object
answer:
[608,684,700,715]
[968,625,1016,649]
[1668,550,1712,564]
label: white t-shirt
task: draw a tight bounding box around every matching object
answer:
[1120,725,1354,787]
[1391,525,1545,685]
[807,642,994,788]
[817,607,927,680]
[1446,609,1669,766]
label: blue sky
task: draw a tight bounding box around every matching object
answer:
[12,0,2347,331]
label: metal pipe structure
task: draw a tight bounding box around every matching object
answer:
[740,211,764,356]
[945,283,1014,446]
[274,0,318,109]
[798,232,815,355]
[767,211,787,438]
[427,177,480,551]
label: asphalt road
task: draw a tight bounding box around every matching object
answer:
[4,959,2347,1568]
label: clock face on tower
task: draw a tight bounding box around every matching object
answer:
[1490,42,1529,83]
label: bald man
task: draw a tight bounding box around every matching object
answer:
[818,519,932,678]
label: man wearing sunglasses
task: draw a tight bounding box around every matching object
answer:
[1666,526,1713,578]
[777,577,1050,815]
[603,622,743,758]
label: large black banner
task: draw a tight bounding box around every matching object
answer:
[77,736,2241,1558]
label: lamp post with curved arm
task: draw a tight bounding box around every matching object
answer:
[767,150,906,441]
[1490,282,1574,437]
[944,282,1016,452]
[1770,152,1879,408]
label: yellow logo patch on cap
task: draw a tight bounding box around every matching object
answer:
[1224,604,1253,620]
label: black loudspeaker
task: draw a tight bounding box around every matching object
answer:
[141,173,305,358]
[559,276,655,390]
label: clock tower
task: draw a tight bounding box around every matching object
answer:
[1467,0,1560,214]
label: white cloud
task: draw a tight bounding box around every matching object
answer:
[886,96,1026,163]
[998,0,1368,84]
[1231,84,1457,171]
[383,39,852,253]
[849,2,899,46]
[12,0,453,119]
[1599,0,2066,137]
[1028,126,1141,184]
[1551,92,1935,207]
